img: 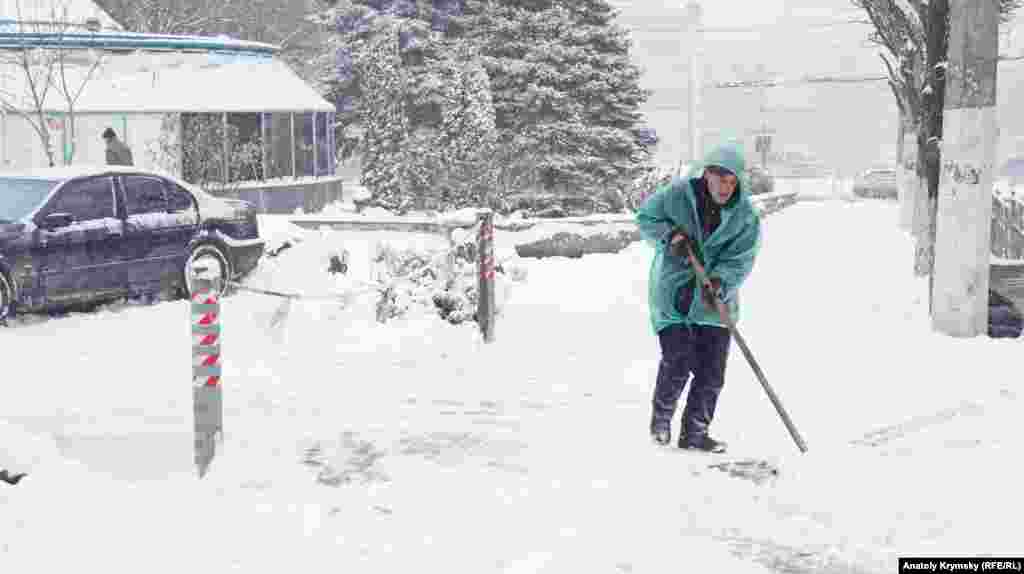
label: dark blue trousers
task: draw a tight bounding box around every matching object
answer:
[650,323,732,439]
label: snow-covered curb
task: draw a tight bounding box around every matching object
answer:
[291,191,801,231]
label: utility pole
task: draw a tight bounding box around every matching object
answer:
[932,0,999,337]
[757,64,771,170]
[685,1,703,167]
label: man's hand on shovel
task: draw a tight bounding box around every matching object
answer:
[700,276,724,309]
[669,228,726,313]
[668,227,692,259]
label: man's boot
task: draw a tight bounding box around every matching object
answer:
[678,434,727,454]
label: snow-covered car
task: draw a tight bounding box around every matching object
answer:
[0,165,264,322]
[853,168,898,199]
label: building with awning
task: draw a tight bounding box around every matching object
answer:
[0,0,339,213]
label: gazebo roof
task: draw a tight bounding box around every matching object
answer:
[0,0,121,30]
[0,1,331,114]
[0,50,334,114]
[0,27,279,55]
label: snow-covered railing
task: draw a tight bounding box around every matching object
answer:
[750,190,800,216]
[992,179,1024,259]
[992,187,1024,260]
[288,189,800,236]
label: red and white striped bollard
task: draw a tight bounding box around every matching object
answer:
[191,270,223,478]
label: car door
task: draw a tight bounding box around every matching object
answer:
[30,176,122,304]
[119,175,198,293]
[162,180,200,277]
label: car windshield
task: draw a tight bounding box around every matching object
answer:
[0,177,62,222]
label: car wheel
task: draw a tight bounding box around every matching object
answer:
[184,243,232,299]
[0,271,13,323]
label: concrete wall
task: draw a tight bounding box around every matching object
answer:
[215,177,344,215]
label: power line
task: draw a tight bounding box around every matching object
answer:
[623,17,870,36]
[704,74,887,90]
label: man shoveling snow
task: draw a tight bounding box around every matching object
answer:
[637,140,762,454]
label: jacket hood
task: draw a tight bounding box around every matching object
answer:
[686,139,752,199]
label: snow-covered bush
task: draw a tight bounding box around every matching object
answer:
[627,167,674,211]
[371,240,452,323]
[370,226,526,326]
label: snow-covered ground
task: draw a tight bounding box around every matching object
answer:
[2,195,1022,573]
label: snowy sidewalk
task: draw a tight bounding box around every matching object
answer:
[2,200,1022,573]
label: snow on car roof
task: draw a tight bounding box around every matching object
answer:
[0,165,217,197]
[0,164,173,180]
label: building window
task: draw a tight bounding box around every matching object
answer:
[316,112,331,176]
[297,112,315,178]
[181,113,225,185]
[227,113,263,182]
[263,112,293,180]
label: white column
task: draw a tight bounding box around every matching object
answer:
[932,0,999,337]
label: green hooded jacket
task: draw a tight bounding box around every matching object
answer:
[636,140,762,334]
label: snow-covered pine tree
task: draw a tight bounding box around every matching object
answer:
[318,1,499,213]
[353,18,411,212]
[446,0,651,199]
[436,44,499,209]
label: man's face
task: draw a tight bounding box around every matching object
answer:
[705,166,738,205]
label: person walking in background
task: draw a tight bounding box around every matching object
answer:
[636,140,762,453]
[102,127,133,166]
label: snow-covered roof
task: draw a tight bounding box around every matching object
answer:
[0,0,121,30]
[0,50,334,113]
[0,30,278,54]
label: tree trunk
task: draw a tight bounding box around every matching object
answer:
[921,0,951,312]
[898,111,919,231]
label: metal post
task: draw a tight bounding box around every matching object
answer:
[222,112,229,186]
[312,111,318,178]
[177,113,185,177]
[1,111,6,168]
[932,0,999,337]
[476,210,496,343]
[259,112,269,181]
[191,268,223,478]
[291,112,297,179]
[329,113,336,176]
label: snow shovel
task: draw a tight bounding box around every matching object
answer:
[682,240,809,454]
